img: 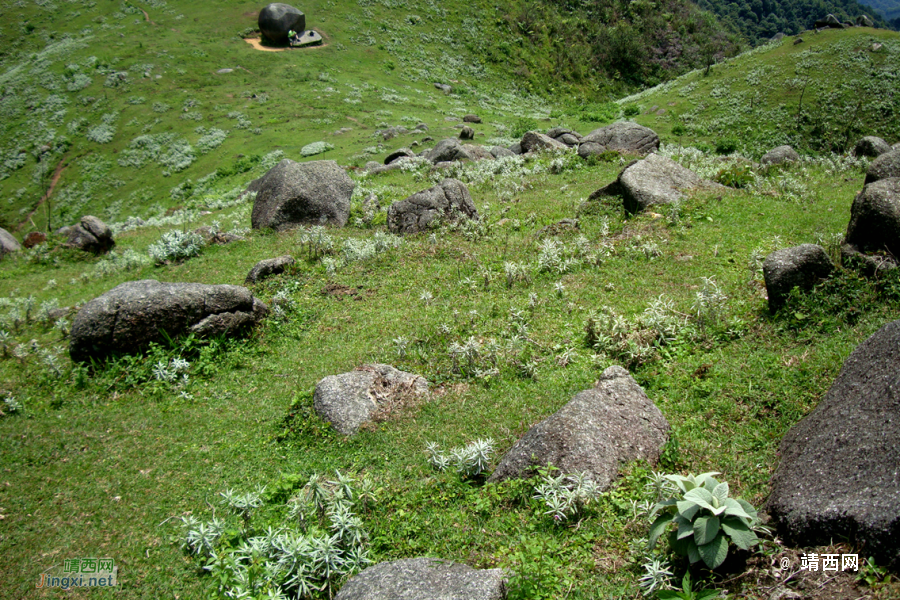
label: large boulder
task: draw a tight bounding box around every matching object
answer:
[490,146,515,159]
[520,131,569,153]
[767,319,900,570]
[763,244,834,311]
[487,366,669,488]
[857,14,874,27]
[245,255,294,284]
[423,138,473,163]
[387,179,478,234]
[459,126,475,140]
[760,145,800,166]
[577,122,659,159]
[64,215,114,254]
[864,148,900,184]
[593,153,707,214]
[258,3,305,44]
[384,148,415,165]
[335,558,507,600]
[249,159,354,231]
[69,280,267,362]
[313,364,428,435]
[853,136,892,158]
[842,177,900,271]
[0,227,21,259]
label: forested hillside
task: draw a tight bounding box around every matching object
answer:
[695,0,890,40]
[858,0,900,22]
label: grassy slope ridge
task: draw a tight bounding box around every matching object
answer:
[1,2,900,600]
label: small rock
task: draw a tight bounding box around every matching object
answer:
[463,114,482,123]
[314,364,428,435]
[760,145,800,166]
[763,244,834,311]
[217,68,233,74]
[0,227,22,259]
[490,146,515,159]
[434,82,452,93]
[384,148,416,165]
[423,138,472,163]
[245,256,295,284]
[459,126,475,140]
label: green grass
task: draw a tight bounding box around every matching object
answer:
[3,2,900,599]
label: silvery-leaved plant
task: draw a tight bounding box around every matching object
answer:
[648,472,761,569]
[426,439,494,478]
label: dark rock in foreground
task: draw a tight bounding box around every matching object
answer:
[763,244,834,311]
[258,3,305,44]
[245,256,295,284]
[314,364,428,435]
[69,280,267,362]
[387,179,477,234]
[249,159,354,230]
[577,122,659,159]
[768,319,900,570]
[487,366,669,488]
[335,557,507,600]
[842,177,900,272]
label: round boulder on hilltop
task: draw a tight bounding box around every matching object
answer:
[69,280,268,363]
[258,3,305,44]
[487,366,669,489]
[249,159,354,231]
[767,318,900,570]
[763,244,834,311]
[760,145,800,166]
[577,122,659,159]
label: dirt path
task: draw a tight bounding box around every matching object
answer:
[139,8,156,25]
[17,156,68,232]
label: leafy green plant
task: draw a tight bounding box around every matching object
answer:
[658,572,720,600]
[623,104,641,117]
[147,229,205,265]
[715,163,754,188]
[714,137,738,155]
[648,472,761,569]
[856,556,893,589]
[426,439,495,478]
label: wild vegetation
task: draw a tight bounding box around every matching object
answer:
[1,1,900,599]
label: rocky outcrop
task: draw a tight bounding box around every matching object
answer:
[577,122,659,159]
[63,216,115,254]
[69,280,267,362]
[245,256,295,284]
[520,131,569,153]
[258,3,305,44]
[768,319,900,570]
[249,159,354,230]
[335,558,506,600]
[842,177,900,271]
[487,366,669,488]
[314,364,428,435]
[763,244,834,311]
[423,139,473,163]
[387,179,478,234]
[592,153,707,214]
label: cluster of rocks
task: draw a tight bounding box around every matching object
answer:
[814,13,875,29]
[1,215,117,261]
[386,178,478,234]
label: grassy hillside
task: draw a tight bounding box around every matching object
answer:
[2,2,900,600]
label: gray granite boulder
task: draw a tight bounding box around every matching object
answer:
[64,215,114,254]
[336,557,506,600]
[487,366,669,488]
[857,14,874,27]
[767,319,900,570]
[520,131,569,153]
[593,153,707,214]
[760,145,800,166]
[577,122,659,159]
[490,146,515,159]
[763,244,834,311]
[258,3,305,44]
[853,136,892,158]
[0,227,21,259]
[864,148,900,184]
[314,364,428,435]
[69,280,267,362]
[463,114,482,124]
[249,159,354,230]
[387,179,477,234]
[842,177,900,271]
[461,144,493,161]
[245,255,294,284]
[423,139,472,163]
[508,143,523,155]
[460,126,475,140]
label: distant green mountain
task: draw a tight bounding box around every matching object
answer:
[694,0,891,41]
